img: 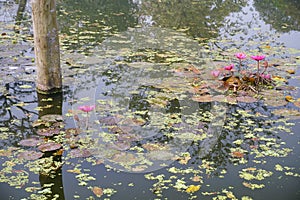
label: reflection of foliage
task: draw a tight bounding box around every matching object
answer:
[254,0,300,32]
[56,0,138,52]
[139,0,246,38]
[0,81,70,147]
[0,81,38,147]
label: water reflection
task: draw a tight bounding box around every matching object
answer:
[37,92,65,200]
[254,0,300,32]
[137,0,247,38]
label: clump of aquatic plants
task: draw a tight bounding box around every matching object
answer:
[211,52,274,93]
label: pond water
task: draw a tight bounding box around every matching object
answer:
[1,0,300,200]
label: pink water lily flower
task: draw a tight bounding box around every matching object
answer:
[261,74,271,79]
[235,53,247,60]
[224,64,234,71]
[251,55,265,61]
[251,55,266,76]
[211,70,220,77]
[79,105,95,113]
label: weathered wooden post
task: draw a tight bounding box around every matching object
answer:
[31,0,62,94]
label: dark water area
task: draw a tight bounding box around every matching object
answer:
[1,0,300,200]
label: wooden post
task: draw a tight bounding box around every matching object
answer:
[31,0,62,94]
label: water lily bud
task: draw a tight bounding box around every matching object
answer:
[224,64,234,71]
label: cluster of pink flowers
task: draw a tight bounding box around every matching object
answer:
[211,52,271,80]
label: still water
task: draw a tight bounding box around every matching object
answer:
[0,0,300,199]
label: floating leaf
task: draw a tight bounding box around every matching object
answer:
[286,69,295,74]
[285,95,294,102]
[70,148,92,158]
[232,151,244,158]
[242,182,265,190]
[177,153,191,165]
[109,141,131,151]
[40,114,63,122]
[142,143,166,151]
[236,96,258,103]
[65,128,81,138]
[19,84,32,89]
[147,150,174,161]
[19,138,44,147]
[192,176,202,182]
[272,108,300,119]
[67,168,81,174]
[294,100,300,108]
[186,185,200,193]
[92,186,103,197]
[272,76,287,83]
[18,150,43,160]
[37,128,60,137]
[0,149,12,157]
[38,142,62,152]
[192,95,213,102]
[262,90,287,107]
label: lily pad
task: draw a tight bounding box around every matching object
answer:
[147,150,174,161]
[236,96,258,103]
[65,128,81,138]
[117,133,140,142]
[272,108,300,119]
[70,148,92,158]
[18,150,44,160]
[192,95,213,102]
[37,128,60,137]
[111,152,138,164]
[19,138,44,147]
[99,116,122,126]
[40,114,63,123]
[262,90,287,107]
[109,141,131,151]
[38,142,62,152]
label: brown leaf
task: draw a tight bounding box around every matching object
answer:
[192,176,202,182]
[231,151,244,158]
[92,186,103,197]
[178,155,191,165]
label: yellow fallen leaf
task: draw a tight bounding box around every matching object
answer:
[272,76,287,83]
[226,191,236,199]
[186,185,200,193]
[285,96,294,102]
[67,169,81,174]
[245,167,257,171]
[286,69,295,74]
